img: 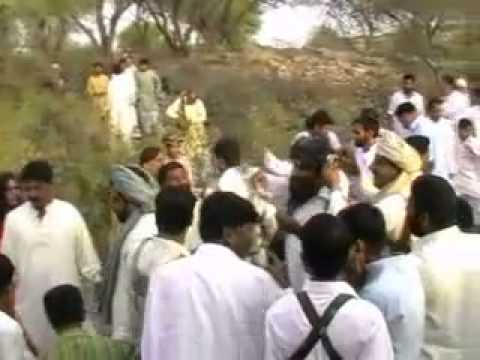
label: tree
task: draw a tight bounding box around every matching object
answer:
[118,21,165,50]
[70,0,135,55]
[138,0,283,55]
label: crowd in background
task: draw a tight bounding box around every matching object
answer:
[0,66,480,360]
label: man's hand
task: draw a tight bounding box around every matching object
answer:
[276,211,301,235]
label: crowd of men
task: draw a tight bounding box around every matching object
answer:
[0,70,480,360]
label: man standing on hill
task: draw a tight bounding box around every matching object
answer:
[387,74,425,137]
[2,161,102,357]
[135,58,163,137]
[86,62,110,121]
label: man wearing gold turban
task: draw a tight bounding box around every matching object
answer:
[370,130,422,243]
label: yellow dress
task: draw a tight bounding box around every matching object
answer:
[86,74,110,120]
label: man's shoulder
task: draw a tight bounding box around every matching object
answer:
[0,312,23,337]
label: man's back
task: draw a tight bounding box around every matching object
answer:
[265,280,393,360]
[0,311,29,360]
[360,255,425,360]
[142,243,281,360]
[47,328,135,360]
[414,226,480,359]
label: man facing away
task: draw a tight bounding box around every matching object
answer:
[112,188,196,343]
[409,175,480,359]
[387,74,425,137]
[2,161,102,356]
[135,58,163,137]
[142,192,282,360]
[0,254,35,360]
[284,137,348,291]
[44,285,135,360]
[265,214,393,360]
[339,203,425,360]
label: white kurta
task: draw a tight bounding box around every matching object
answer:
[286,188,348,291]
[443,90,471,121]
[166,98,207,125]
[108,73,138,142]
[373,193,407,243]
[142,244,282,360]
[351,144,378,202]
[0,311,30,360]
[265,281,394,360]
[2,200,101,356]
[388,90,425,137]
[413,226,480,359]
[112,213,157,341]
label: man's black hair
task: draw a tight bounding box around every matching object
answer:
[44,285,85,331]
[155,189,196,236]
[139,58,150,66]
[213,137,241,168]
[199,192,259,243]
[395,102,417,117]
[290,137,333,172]
[442,74,455,86]
[305,109,334,130]
[403,73,416,82]
[300,214,354,280]
[458,118,474,130]
[457,197,474,232]
[140,146,161,166]
[0,255,14,295]
[20,160,53,184]
[157,162,186,186]
[352,112,380,137]
[339,203,386,252]
[428,97,444,111]
[411,175,457,231]
[406,135,430,156]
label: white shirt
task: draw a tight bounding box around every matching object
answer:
[286,188,348,291]
[2,200,101,356]
[0,311,29,360]
[413,226,480,359]
[443,90,471,121]
[374,194,407,243]
[112,213,157,341]
[142,244,282,360]
[455,136,480,199]
[388,90,425,137]
[166,97,207,124]
[360,255,425,360]
[426,117,457,180]
[455,106,480,135]
[351,144,378,201]
[265,281,394,360]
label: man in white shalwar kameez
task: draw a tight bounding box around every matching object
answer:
[112,189,195,343]
[142,192,282,360]
[410,175,480,359]
[2,161,102,357]
[282,137,349,291]
[108,62,138,143]
[442,75,471,121]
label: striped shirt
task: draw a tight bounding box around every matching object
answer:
[46,327,135,360]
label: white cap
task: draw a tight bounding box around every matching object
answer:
[456,77,468,89]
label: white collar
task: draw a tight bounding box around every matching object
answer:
[304,280,357,298]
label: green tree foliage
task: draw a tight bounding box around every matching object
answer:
[118,21,166,50]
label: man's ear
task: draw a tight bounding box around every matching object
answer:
[222,227,234,246]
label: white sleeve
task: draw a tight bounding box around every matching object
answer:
[0,326,27,360]
[387,93,398,115]
[75,212,102,283]
[112,249,136,341]
[264,150,293,177]
[357,311,394,360]
[328,189,349,216]
[328,132,342,151]
[264,315,289,360]
[2,215,19,267]
[166,98,181,118]
[195,100,207,123]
